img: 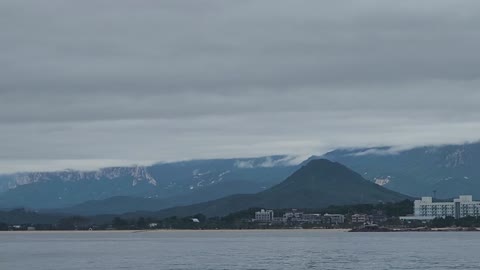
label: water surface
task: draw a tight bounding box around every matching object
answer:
[1,230,479,270]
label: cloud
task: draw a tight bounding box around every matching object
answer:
[234,160,255,169]
[349,148,402,157]
[234,156,301,169]
[1,0,480,172]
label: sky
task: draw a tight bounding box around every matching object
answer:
[1,0,480,173]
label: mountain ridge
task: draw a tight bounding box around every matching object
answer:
[322,142,480,198]
[0,156,299,209]
[3,141,480,211]
[117,159,409,218]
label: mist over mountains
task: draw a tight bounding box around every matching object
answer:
[323,142,480,198]
[0,156,299,209]
[140,159,408,219]
[1,142,480,216]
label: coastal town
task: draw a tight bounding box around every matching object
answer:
[250,195,480,231]
[253,209,384,228]
[3,195,480,232]
[400,195,480,221]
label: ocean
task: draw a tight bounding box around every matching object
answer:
[1,230,479,270]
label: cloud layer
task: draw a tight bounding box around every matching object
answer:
[1,0,480,172]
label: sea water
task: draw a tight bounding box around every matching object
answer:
[1,230,479,270]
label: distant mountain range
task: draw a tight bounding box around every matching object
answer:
[322,142,480,198]
[1,142,480,214]
[0,159,408,223]
[0,156,299,209]
[57,180,268,216]
[112,159,409,218]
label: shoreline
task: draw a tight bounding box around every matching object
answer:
[350,227,480,232]
[2,227,480,233]
[0,228,351,233]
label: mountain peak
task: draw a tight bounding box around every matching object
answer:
[303,158,340,168]
[150,160,409,218]
[266,160,352,192]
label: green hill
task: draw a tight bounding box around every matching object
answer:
[148,159,409,218]
[57,180,263,215]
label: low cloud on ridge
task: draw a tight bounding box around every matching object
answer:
[1,1,480,173]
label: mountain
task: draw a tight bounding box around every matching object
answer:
[0,208,67,225]
[4,141,480,211]
[0,156,299,209]
[322,142,480,198]
[135,159,409,218]
[56,180,264,215]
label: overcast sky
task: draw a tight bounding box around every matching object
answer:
[1,0,480,173]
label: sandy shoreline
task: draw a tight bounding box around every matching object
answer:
[0,228,350,234]
[2,228,479,234]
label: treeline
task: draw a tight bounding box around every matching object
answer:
[0,200,414,230]
[308,199,413,217]
[109,210,268,230]
[430,216,480,228]
[107,200,414,230]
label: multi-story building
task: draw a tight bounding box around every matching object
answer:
[302,214,322,223]
[454,196,480,218]
[369,214,387,224]
[255,209,347,225]
[283,209,304,223]
[351,214,368,223]
[255,209,274,222]
[401,195,480,221]
[324,214,345,224]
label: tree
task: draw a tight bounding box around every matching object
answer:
[112,217,129,229]
[58,216,91,230]
[136,217,147,229]
[430,216,455,228]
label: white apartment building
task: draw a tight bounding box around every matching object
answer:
[283,209,304,222]
[351,214,368,223]
[324,214,345,224]
[302,213,322,223]
[401,195,480,221]
[255,209,274,222]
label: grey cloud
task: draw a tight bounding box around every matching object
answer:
[1,0,480,172]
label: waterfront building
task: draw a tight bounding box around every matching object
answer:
[351,214,368,223]
[400,195,480,221]
[369,212,388,224]
[272,217,284,223]
[255,209,274,222]
[302,214,322,223]
[324,214,345,224]
[283,209,304,223]
[254,209,348,225]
